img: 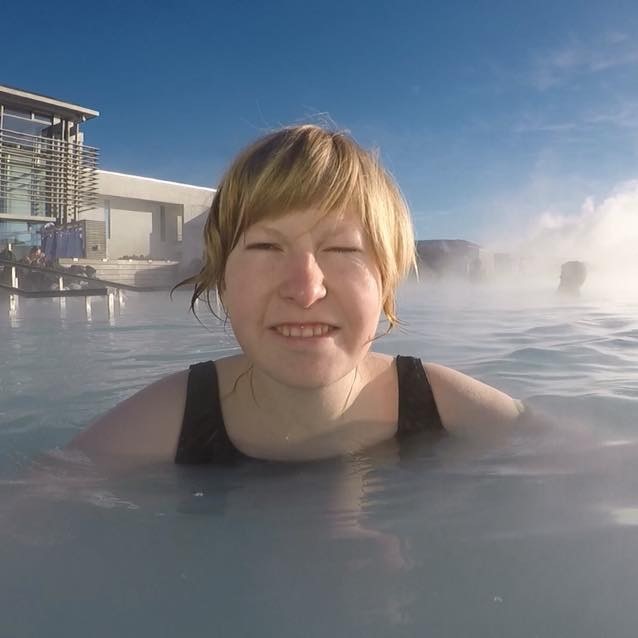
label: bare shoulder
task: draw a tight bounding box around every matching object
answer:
[365,351,395,375]
[423,362,524,435]
[360,352,398,391]
[68,369,190,461]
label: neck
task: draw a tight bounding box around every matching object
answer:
[244,365,364,442]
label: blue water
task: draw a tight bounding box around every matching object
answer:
[2,283,638,637]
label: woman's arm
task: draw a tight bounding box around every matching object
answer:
[67,370,189,462]
[424,362,524,436]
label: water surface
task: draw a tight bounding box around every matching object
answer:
[1,283,638,637]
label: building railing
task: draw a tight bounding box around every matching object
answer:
[0,257,169,293]
[0,127,99,223]
[0,257,176,319]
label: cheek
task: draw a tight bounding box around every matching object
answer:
[221,256,253,314]
[335,263,383,322]
[357,273,382,310]
[222,253,275,325]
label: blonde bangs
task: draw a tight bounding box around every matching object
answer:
[222,127,369,239]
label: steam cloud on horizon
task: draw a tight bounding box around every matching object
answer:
[498,179,638,292]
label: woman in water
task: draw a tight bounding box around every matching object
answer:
[70,124,524,465]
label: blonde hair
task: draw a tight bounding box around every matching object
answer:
[180,124,416,328]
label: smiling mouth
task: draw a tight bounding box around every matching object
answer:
[272,323,336,338]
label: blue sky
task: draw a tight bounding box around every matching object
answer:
[4,0,638,243]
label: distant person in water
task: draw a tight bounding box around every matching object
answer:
[21,246,45,266]
[70,124,525,466]
[558,260,587,297]
[18,246,47,290]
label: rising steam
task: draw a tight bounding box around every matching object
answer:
[500,180,638,293]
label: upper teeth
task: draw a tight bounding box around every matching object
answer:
[275,324,332,338]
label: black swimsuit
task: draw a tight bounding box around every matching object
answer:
[175,355,444,465]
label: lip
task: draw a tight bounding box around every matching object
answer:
[269,322,338,339]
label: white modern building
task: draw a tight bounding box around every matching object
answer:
[86,170,213,263]
[0,84,213,282]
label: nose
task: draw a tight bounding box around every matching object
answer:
[279,252,327,308]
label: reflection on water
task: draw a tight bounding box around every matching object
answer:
[2,287,638,636]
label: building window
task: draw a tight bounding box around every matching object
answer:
[104,200,111,239]
[2,109,53,137]
[177,213,183,242]
[160,205,166,242]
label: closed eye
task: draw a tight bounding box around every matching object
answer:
[245,242,282,251]
[325,246,361,253]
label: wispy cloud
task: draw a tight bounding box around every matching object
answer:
[513,117,580,134]
[529,33,638,90]
[513,98,638,134]
[581,100,638,128]
[476,147,604,248]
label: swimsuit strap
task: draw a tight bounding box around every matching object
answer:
[396,355,444,436]
[175,361,239,464]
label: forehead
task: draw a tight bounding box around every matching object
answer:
[247,208,365,236]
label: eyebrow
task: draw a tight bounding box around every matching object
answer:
[247,225,286,238]
[248,220,362,239]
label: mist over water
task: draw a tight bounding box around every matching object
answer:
[487,180,638,296]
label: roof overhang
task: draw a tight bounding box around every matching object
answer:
[0,84,99,122]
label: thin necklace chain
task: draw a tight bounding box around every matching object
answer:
[247,365,359,442]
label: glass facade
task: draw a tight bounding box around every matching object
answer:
[0,91,99,227]
[3,108,53,137]
[0,220,44,250]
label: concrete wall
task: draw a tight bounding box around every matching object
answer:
[80,170,214,262]
[110,198,154,258]
[179,210,208,277]
[150,202,183,261]
[80,207,104,223]
[97,170,213,223]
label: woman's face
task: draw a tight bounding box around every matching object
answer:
[222,208,383,388]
